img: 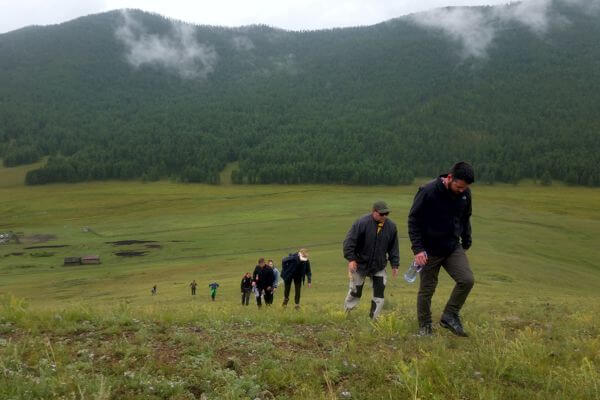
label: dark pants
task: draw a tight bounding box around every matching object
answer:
[191,288,196,295]
[283,276,303,305]
[417,246,474,327]
[256,290,262,307]
[241,290,251,305]
[264,289,274,305]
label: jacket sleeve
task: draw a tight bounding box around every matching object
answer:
[408,187,427,255]
[461,194,472,250]
[387,225,400,268]
[343,219,361,261]
[305,260,312,284]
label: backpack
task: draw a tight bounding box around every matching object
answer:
[281,253,295,278]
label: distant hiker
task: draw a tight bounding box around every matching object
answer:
[208,282,220,301]
[281,249,312,309]
[259,261,276,306]
[190,280,198,295]
[241,272,253,306]
[151,285,157,295]
[253,258,266,307]
[269,260,280,291]
[343,201,399,320]
[408,161,475,337]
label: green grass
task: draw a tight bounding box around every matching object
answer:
[0,171,599,399]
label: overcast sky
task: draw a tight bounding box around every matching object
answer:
[0,0,514,34]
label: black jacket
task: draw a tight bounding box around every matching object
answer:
[280,253,312,284]
[252,265,262,283]
[408,176,472,257]
[343,214,400,275]
[258,267,275,290]
[241,276,253,291]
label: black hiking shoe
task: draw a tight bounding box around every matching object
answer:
[440,313,468,337]
[417,323,433,337]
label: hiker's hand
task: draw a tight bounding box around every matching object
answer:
[348,260,357,273]
[392,268,398,278]
[308,283,312,288]
[415,251,428,266]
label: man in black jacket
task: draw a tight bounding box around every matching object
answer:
[408,161,475,337]
[253,258,266,308]
[343,201,399,320]
[258,262,276,305]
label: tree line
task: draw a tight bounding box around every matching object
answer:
[0,4,599,186]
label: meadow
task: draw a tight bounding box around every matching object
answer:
[1,163,599,399]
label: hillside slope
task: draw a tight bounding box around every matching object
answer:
[0,1,599,185]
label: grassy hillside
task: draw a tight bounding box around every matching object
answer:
[1,172,599,398]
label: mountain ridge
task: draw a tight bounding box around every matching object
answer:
[1,1,599,185]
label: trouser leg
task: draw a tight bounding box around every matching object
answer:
[417,255,444,326]
[264,290,273,305]
[256,290,262,307]
[344,271,366,311]
[369,269,387,320]
[293,276,302,304]
[442,247,474,316]
[283,280,292,305]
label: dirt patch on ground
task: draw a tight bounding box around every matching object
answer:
[145,244,162,249]
[24,244,69,249]
[106,240,157,246]
[3,252,24,257]
[20,234,57,244]
[114,251,148,257]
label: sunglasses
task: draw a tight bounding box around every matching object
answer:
[377,211,389,216]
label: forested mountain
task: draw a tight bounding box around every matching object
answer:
[1,0,599,185]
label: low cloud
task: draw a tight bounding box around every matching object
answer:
[411,7,494,59]
[410,0,600,58]
[115,11,217,79]
[232,35,255,51]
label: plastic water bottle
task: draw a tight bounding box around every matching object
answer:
[404,261,422,283]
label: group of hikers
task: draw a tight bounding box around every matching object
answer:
[151,280,221,300]
[151,161,476,337]
[242,250,312,309]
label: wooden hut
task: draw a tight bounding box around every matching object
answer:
[81,255,101,265]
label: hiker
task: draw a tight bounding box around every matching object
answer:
[253,258,266,307]
[208,282,220,301]
[343,201,399,320]
[269,260,280,291]
[259,260,276,306]
[241,272,253,306]
[190,280,198,295]
[408,161,475,337]
[281,248,312,309]
[151,285,157,295]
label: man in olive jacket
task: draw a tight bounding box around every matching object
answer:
[408,161,475,337]
[343,201,399,319]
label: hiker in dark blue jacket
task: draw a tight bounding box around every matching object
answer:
[281,249,312,309]
[258,263,276,305]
